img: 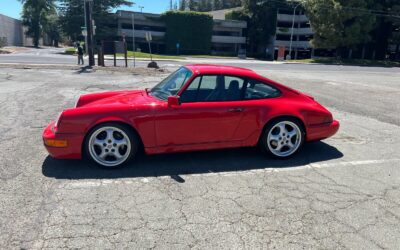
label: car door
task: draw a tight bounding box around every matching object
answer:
[229,77,283,142]
[154,75,247,146]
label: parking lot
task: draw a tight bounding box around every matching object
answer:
[0,64,400,249]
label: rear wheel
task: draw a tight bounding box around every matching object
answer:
[85,123,138,168]
[260,118,305,158]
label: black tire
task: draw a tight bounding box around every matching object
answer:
[259,117,305,158]
[84,122,139,169]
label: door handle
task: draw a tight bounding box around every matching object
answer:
[228,108,243,113]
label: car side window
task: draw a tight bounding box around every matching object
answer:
[180,75,246,102]
[244,79,281,100]
[224,76,245,101]
[179,76,201,103]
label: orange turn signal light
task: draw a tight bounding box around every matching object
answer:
[44,139,68,148]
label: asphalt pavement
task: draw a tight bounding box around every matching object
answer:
[0,48,400,249]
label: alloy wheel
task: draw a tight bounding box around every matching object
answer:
[88,126,132,167]
[267,121,302,157]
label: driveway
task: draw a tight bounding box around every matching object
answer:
[0,65,399,249]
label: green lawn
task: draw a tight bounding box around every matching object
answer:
[188,54,238,59]
[121,51,184,60]
[289,57,400,67]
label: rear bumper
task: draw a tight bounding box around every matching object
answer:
[306,120,340,141]
[42,121,83,159]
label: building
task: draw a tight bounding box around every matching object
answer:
[274,8,313,60]
[0,14,23,46]
[0,13,45,47]
[115,10,247,56]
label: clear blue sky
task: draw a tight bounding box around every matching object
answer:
[0,0,172,20]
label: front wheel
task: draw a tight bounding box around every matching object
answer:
[260,118,305,158]
[85,123,138,168]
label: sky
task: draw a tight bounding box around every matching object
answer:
[0,0,172,20]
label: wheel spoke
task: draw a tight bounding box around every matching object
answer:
[269,134,280,142]
[114,150,123,159]
[278,123,287,135]
[93,138,105,147]
[98,150,107,160]
[287,141,295,149]
[105,129,114,141]
[275,142,283,152]
[287,130,297,138]
[115,138,128,147]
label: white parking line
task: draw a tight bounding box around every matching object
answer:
[62,158,400,189]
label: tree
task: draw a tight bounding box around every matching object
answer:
[213,0,223,10]
[44,10,61,47]
[58,0,132,42]
[20,0,56,47]
[179,0,187,11]
[188,0,196,11]
[304,0,376,58]
[231,0,286,58]
[368,0,400,59]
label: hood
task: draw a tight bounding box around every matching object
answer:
[76,90,149,108]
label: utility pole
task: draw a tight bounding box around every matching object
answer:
[288,2,301,60]
[84,0,95,66]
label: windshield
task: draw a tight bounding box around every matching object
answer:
[149,67,193,100]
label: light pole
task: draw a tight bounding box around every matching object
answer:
[84,0,95,66]
[131,11,136,67]
[288,2,301,60]
[138,6,144,12]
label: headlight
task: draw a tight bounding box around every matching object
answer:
[74,97,81,108]
[53,112,63,133]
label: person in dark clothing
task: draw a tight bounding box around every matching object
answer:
[77,44,84,65]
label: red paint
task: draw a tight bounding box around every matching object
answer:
[43,64,339,159]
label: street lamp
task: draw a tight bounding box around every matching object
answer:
[288,2,301,60]
[131,11,136,67]
[138,6,144,12]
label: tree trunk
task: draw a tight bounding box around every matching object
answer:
[34,33,40,48]
[348,49,352,59]
[361,45,366,60]
[373,20,392,60]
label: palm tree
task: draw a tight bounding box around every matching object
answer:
[20,0,55,47]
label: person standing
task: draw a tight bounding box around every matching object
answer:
[77,44,84,65]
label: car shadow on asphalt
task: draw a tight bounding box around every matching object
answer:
[42,141,343,181]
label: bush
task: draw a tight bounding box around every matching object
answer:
[65,48,76,55]
[225,10,248,21]
[0,37,7,48]
[161,11,213,55]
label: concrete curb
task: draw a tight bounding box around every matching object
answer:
[0,63,170,74]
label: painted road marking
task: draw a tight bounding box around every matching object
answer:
[63,158,400,189]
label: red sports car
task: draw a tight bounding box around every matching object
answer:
[43,64,339,168]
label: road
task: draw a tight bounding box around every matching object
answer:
[0,49,400,249]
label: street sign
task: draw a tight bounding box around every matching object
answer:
[82,30,87,36]
[145,32,152,42]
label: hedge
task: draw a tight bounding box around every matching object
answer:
[161,11,213,55]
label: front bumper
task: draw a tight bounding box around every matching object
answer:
[306,120,340,141]
[42,121,83,159]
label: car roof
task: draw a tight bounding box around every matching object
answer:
[184,64,259,78]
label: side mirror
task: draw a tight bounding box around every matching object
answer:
[168,95,181,106]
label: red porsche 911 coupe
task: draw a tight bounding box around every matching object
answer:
[43,64,339,168]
